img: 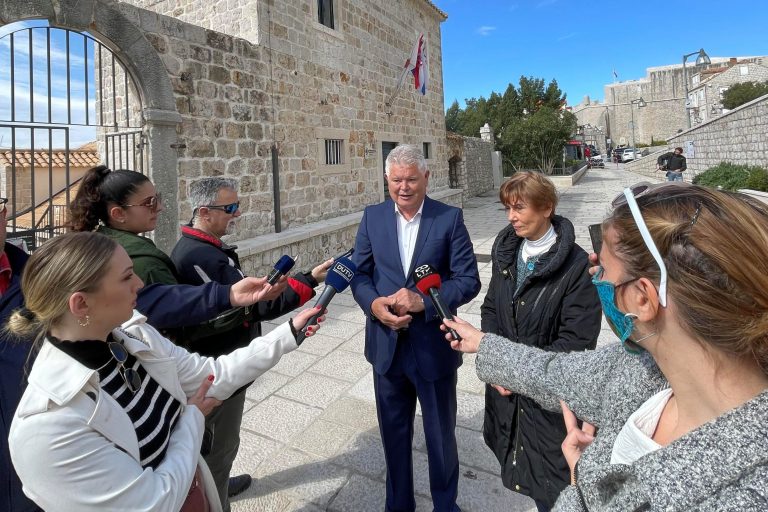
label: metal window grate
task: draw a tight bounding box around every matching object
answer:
[324,139,344,165]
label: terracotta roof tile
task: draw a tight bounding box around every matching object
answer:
[0,149,101,169]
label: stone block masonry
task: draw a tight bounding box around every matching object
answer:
[113,0,452,267]
[624,94,768,179]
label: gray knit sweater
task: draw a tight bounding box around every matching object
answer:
[476,334,768,511]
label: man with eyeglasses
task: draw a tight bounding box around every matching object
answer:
[170,177,333,511]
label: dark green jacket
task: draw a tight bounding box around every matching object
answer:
[97,225,179,286]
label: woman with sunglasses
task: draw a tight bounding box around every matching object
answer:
[69,165,178,285]
[7,231,324,511]
[442,182,768,510]
[481,172,602,511]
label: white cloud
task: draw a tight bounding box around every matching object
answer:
[556,32,577,42]
[477,26,497,36]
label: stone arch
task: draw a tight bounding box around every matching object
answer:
[0,0,181,249]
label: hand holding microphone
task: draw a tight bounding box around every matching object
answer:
[412,264,462,341]
[296,255,357,344]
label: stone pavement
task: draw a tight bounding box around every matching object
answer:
[231,165,659,512]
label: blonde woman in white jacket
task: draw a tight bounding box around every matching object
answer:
[8,231,324,512]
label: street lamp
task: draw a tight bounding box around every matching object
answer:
[682,48,711,128]
[630,97,646,149]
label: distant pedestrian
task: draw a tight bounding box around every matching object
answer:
[657,147,687,182]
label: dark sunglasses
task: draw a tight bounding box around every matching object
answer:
[0,197,7,214]
[203,201,240,215]
[108,341,142,394]
[123,192,163,212]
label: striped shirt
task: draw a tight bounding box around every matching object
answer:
[49,335,183,469]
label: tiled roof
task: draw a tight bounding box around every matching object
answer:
[0,148,101,169]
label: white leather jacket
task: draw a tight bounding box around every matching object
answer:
[9,311,297,512]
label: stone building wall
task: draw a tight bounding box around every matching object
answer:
[445,131,494,200]
[575,58,768,150]
[624,94,768,179]
[462,137,494,198]
[689,62,768,126]
[110,0,457,268]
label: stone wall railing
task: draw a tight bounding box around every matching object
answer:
[636,94,768,178]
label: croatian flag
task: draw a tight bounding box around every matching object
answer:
[405,34,428,95]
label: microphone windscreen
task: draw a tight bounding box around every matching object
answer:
[325,257,357,292]
[414,272,441,295]
[274,255,296,274]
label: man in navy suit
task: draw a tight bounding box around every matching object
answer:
[351,144,480,511]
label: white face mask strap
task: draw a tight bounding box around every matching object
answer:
[623,188,668,307]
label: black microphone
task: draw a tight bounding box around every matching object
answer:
[296,256,357,344]
[412,264,461,341]
[267,254,296,285]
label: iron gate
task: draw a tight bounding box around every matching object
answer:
[0,22,146,250]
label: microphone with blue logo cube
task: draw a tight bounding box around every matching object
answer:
[295,254,356,344]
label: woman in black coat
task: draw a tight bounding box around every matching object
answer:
[481,172,602,511]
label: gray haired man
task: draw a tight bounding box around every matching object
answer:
[171,177,332,510]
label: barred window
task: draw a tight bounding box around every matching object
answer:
[318,0,334,29]
[324,139,344,165]
[423,142,432,160]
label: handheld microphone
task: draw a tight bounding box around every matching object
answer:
[296,256,357,344]
[267,254,296,285]
[412,264,462,341]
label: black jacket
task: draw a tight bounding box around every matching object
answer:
[657,151,687,172]
[170,226,317,357]
[480,215,602,506]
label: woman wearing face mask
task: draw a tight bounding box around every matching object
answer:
[481,172,601,511]
[7,232,324,511]
[443,182,768,510]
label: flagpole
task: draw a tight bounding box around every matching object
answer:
[385,33,424,116]
[385,66,410,115]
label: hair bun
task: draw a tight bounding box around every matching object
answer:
[94,165,111,178]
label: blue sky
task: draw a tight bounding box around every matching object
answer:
[435,0,768,110]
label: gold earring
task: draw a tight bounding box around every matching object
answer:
[78,315,90,327]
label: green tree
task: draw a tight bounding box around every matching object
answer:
[444,76,570,171]
[721,81,768,110]
[445,99,462,133]
[499,107,576,174]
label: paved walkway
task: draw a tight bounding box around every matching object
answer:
[231,165,659,511]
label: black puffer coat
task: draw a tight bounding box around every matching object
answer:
[480,215,602,507]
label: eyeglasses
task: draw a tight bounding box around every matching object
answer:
[0,197,7,214]
[123,193,163,212]
[609,182,692,308]
[203,201,240,215]
[108,341,142,394]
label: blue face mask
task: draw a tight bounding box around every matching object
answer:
[592,267,644,354]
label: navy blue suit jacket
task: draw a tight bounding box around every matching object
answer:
[351,196,480,381]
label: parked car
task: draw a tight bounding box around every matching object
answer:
[621,148,639,162]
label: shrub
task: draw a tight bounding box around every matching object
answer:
[692,162,768,191]
[745,166,768,192]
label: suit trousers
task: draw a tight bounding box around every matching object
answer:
[373,335,461,512]
[203,390,247,512]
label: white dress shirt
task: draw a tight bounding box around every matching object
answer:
[395,201,424,278]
